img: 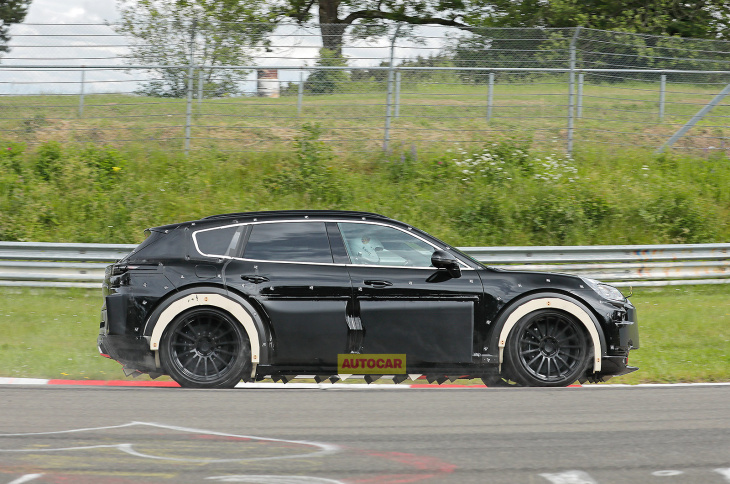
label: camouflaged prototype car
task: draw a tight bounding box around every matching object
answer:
[98,210,639,388]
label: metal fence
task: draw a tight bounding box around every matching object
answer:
[3,24,730,155]
[1,241,728,289]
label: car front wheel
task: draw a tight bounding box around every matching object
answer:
[160,307,251,388]
[505,309,590,387]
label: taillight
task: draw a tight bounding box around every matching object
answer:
[111,264,142,276]
[111,263,155,275]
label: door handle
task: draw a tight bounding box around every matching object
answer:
[364,280,393,288]
[241,275,269,284]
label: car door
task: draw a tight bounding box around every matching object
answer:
[222,221,352,366]
[337,222,482,365]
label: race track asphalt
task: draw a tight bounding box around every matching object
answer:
[1,384,729,483]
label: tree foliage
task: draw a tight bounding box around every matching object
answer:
[0,0,31,55]
[477,0,730,38]
[115,0,274,97]
[275,1,484,54]
[275,0,730,59]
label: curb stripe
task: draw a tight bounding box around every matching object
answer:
[47,379,180,387]
[1,377,728,389]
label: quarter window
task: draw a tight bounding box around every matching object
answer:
[338,222,438,267]
[194,225,244,258]
[244,222,334,264]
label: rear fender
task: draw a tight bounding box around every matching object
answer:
[144,287,271,368]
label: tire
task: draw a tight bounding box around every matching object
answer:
[504,309,590,387]
[160,307,251,389]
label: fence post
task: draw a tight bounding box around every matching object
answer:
[395,70,401,118]
[656,82,730,153]
[383,24,402,152]
[184,66,194,155]
[198,69,204,107]
[659,74,666,121]
[577,72,584,118]
[297,71,304,116]
[487,71,494,122]
[567,26,582,156]
[78,68,86,117]
[184,20,196,156]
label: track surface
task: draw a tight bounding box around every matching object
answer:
[1,385,729,483]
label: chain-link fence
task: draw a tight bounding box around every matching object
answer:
[2,23,730,155]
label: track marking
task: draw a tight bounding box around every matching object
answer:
[651,470,684,477]
[0,422,455,483]
[540,470,598,484]
[206,477,344,483]
[0,421,340,462]
[3,377,730,389]
[715,469,730,482]
[7,475,43,484]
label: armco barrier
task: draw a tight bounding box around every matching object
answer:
[0,241,728,288]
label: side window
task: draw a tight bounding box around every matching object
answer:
[194,225,244,258]
[338,222,437,267]
[243,222,334,264]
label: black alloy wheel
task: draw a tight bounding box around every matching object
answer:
[160,307,251,388]
[505,309,590,387]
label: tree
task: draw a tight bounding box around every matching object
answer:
[115,0,274,97]
[448,1,730,84]
[476,0,730,39]
[303,48,349,94]
[276,0,730,59]
[276,1,487,56]
[0,0,31,55]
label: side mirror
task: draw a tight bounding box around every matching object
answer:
[431,250,462,278]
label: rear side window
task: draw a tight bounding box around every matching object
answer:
[194,225,244,258]
[243,222,333,264]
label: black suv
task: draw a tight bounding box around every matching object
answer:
[98,210,639,388]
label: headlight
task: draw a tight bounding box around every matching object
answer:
[583,278,625,302]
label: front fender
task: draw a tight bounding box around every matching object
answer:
[489,292,606,373]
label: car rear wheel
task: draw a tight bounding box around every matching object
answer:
[505,309,590,387]
[160,307,251,388]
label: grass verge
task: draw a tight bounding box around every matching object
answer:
[1,285,727,384]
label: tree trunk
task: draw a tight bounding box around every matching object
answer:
[317,0,347,55]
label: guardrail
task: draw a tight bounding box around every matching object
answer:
[0,241,728,289]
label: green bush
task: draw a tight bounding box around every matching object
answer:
[264,123,350,205]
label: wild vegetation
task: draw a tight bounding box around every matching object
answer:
[0,120,728,246]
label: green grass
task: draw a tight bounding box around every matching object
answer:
[4,80,730,154]
[615,284,730,384]
[1,285,728,384]
[0,287,131,380]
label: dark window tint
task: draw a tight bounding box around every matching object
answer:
[194,225,244,257]
[244,222,333,263]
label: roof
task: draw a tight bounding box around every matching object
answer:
[201,210,391,221]
[148,210,393,232]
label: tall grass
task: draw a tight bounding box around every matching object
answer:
[1,128,728,246]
